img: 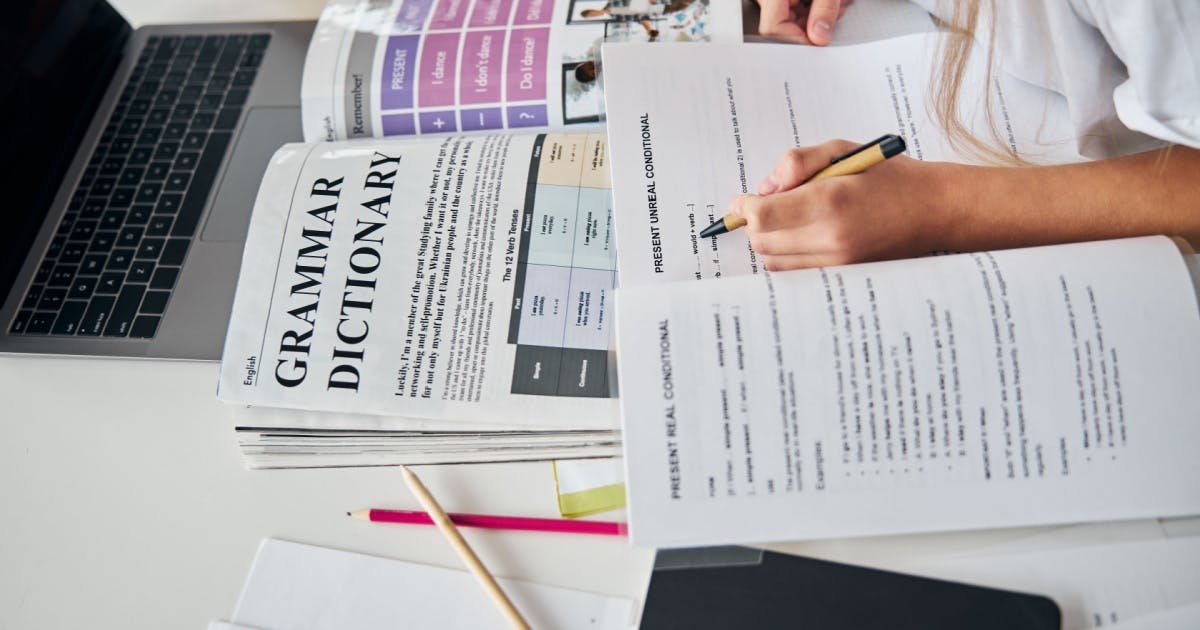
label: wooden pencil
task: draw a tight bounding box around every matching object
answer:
[399,465,532,630]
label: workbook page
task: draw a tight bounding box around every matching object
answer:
[616,237,1200,547]
[602,34,1080,287]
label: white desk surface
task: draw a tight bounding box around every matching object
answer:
[2,2,1196,629]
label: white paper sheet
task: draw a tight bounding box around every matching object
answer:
[602,33,1080,287]
[614,236,1200,546]
[232,539,635,629]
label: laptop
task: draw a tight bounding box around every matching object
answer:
[0,0,314,360]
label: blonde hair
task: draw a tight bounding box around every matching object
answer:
[931,0,1031,166]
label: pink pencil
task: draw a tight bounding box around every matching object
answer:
[349,508,627,536]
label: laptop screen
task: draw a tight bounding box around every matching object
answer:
[0,0,129,300]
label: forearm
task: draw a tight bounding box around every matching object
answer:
[934,147,1200,252]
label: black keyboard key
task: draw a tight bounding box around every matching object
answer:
[148,108,170,125]
[98,272,124,294]
[129,99,151,116]
[104,285,146,337]
[173,131,230,237]
[181,35,202,51]
[51,301,88,335]
[217,48,242,71]
[241,51,263,68]
[46,236,66,259]
[150,267,179,290]
[39,288,67,310]
[110,187,134,208]
[70,277,96,300]
[232,70,255,87]
[128,261,154,283]
[165,172,190,191]
[175,151,200,170]
[224,88,248,106]
[128,146,153,165]
[155,142,180,161]
[182,131,207,151]
[155,37,179,59]
[172,104,196,120]
[156,194,182,215]
[145,216,172,236]
[90,231,117,253]
[136,182,162,203]
[146,161,170,181]
[118,226,143,248]
[22,286,43,310]
[137,126,163,145]
[78,295,115,335]
[100,211,124,231]
[59,244,86,264]
[137,79,161,97]
[164,70,187,85]
[48,265,77,287]
[119,167,145,186]
[179,85,203,103]
[27,312,56,334]
[164,122,188,140]
[227,34,248,48]
[155,90,178,108]
[198,36,224,63]
[70,221,98,242]
[248,33,270,50]
[137,238,165,259]
[78,167,96,190]
[80,254,107,275]
[10,310,33,333]
[107,249,135,271]
[160,239,189,266]
[118,118,141,136]
[190,112,214,131]
[35,261,55,284]
[198,93,223,110]
[128,206,152,226]
[101,156,125,175]
[214,108,240,130]
[140,290,169,315]
[208,74,231,91]
[129,315,161,339]
[111,137,134,155]
[92,177,115,196]
[81,198,106,219]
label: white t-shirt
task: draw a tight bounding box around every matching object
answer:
[910,0,1200,158]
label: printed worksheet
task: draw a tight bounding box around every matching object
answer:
[615,236,1200,546]
[602,34,1080,286]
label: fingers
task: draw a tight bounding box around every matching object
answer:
[758,139,858,195]
[757,0,812,44]
[806,0,843,45]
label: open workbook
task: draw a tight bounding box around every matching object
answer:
[601,38,1200,546]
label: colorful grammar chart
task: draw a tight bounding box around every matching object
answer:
[508,133,615,397]
[379,0,552,135]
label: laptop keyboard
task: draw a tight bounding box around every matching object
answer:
[9,32,270,339]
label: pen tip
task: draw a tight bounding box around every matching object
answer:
[699,221,725,239]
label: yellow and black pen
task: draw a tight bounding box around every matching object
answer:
[698,134,907,239]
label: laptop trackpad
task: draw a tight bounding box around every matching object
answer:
[201,106,303,242]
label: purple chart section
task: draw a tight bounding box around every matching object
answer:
[419,110,458,133]
[380,35,419,110]
[506,28,549,102]
[393,0,434,32]
[507,105,547,128]
[419,33,460,107]
[469,0,513,28]
[460,30,502,105]
[460,107,504,131]
[513,0,553,25]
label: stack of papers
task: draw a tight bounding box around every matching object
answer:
[234,407,620,469]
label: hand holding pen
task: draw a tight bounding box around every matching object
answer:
[700,135,944,272]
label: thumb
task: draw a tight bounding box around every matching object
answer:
[806,0,843,46]
[757,139,857,195]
